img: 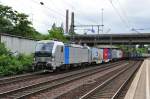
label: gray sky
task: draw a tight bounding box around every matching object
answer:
[0,0,150,34]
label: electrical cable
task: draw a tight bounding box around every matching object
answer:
[112,0,142,33]
[31,0,82,26]
[116,0,132,28]
[108,0,131,29]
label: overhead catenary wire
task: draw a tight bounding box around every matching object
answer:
[32,0,82,25]
[33,0,63,27]
[116,0,150,33]
[109,0,142,33]
[31,0,124,33]
[115,0,142,34]
[63,0,98,25]
[116,0,132,28]
[31,0,75,31]
[131,27,150,33]
[108,0,131,29]
[63,1,109,33]
[47,0,83,25]
[140,28,150,30]
[49,0,81,25]
[31,0,65,20]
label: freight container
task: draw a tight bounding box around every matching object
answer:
[108,49,112,60]
[103,48,109,62]
[98,49,103,63]
[112,49,118,60]
[91,48,99,64]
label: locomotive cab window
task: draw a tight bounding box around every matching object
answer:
[35,42,54,52]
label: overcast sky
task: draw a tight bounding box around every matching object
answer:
[0,0,150,34]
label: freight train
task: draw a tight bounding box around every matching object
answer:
[33,40,124,71]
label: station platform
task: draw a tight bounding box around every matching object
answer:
[125,59,150,99]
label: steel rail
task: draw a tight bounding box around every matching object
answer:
[79,61,140,99]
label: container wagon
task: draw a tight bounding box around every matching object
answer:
[103,48,109,62]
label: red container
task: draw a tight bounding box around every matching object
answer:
[103,48,108,61]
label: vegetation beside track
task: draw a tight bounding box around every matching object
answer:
[0,4,69,42]
[0,43,33,76]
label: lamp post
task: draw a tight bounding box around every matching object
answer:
[40,2,44,5]
[101,8,104,34]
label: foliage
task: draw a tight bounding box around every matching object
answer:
[0,17,13,33]
[69,30,76,36]
[117,45,148,54]
[0,43,10,55]
[136,48,148,53]
[0,43,33,76]
[47,23,68,42]
[0,4,43,39]
[0,4,69,41]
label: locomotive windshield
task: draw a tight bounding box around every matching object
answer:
[35,43,54,52]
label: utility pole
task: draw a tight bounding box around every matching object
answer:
[65,9,69,34]
[98,26,100,34]
[97,8,104,46]
[101,8,104,34]
[110,34,112,50]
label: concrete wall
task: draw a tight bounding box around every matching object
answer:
[0,34,37,54]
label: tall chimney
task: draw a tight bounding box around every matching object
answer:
[65,9,69,33]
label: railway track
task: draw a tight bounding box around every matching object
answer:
[0,61,124,86]
[0,61,128,99]
[79,61,142,99]
[0,71,47,86]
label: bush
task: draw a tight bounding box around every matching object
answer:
[0,43,33,76]
[0,43,10,55]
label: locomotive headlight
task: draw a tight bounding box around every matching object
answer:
[33,58,35,61]
[52,56,55,61]
[34,57,37,61]
[52,58,54,61]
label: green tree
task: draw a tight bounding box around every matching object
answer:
[12,13,32,36]
[0,5,15,33]
[47,23,67,42]
[0,4,44,39]
[0,17,13,33]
